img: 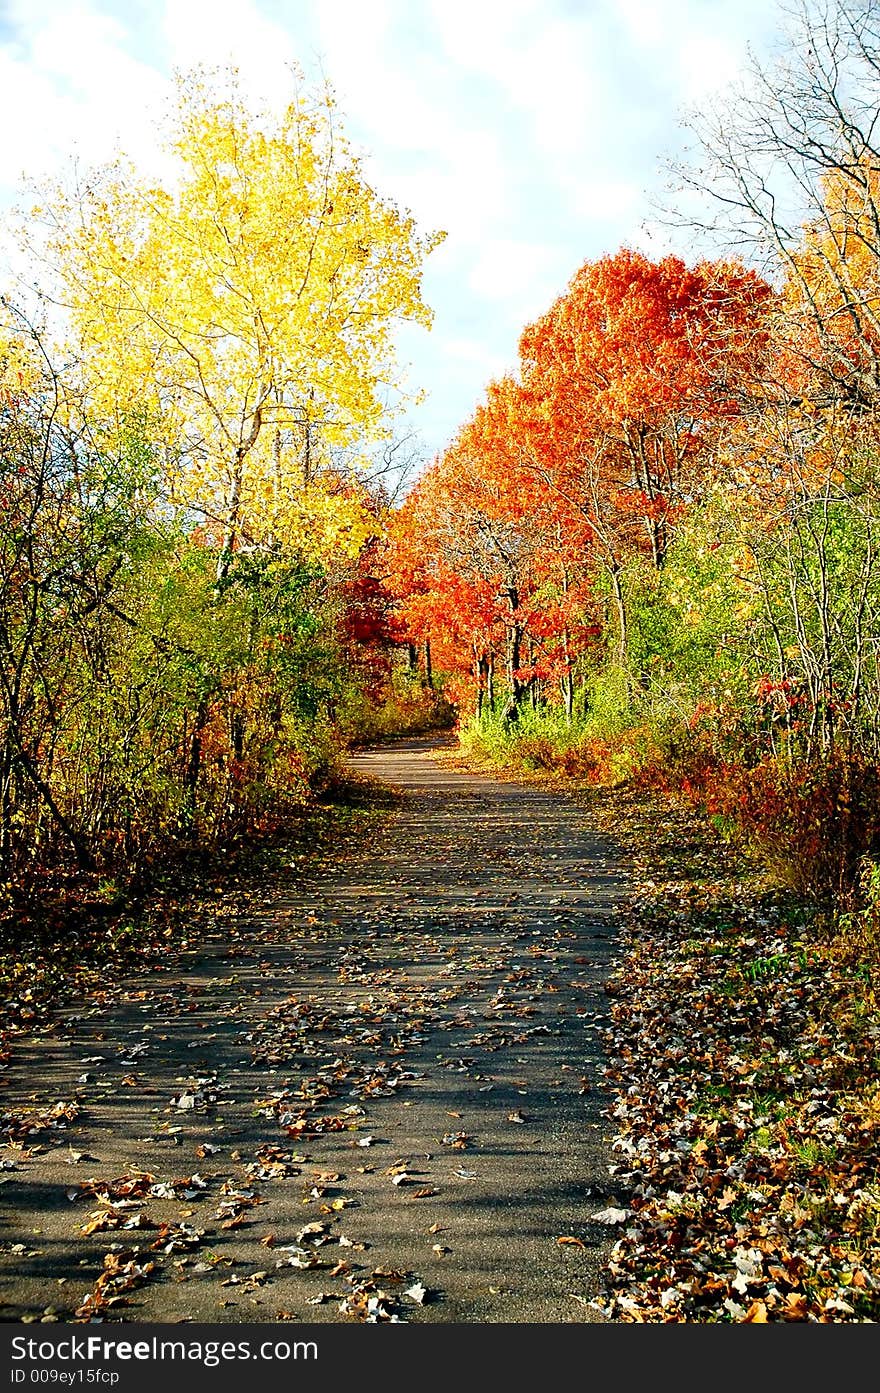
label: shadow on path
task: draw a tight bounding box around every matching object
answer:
[0,737,628,1324]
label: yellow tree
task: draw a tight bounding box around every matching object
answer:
[778,160,880,412]
[34,67,443,577]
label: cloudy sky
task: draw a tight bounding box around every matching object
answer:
[0,0,784,464]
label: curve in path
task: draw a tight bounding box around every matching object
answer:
[0,737,626,1323]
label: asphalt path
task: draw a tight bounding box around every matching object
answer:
[0,737,627,1323]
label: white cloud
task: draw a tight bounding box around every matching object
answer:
[616,0,776,104]
[567,176,644,227]
[308,0,513,240]
[443,336,511,381]
[311,0,445,156]
[467,238,565,307]
[0,0,787,455]
[427,0,604,171]
[385,137,510,243]
[614,0,668,48]
[160,0,299,112]
[0,2,167,196]
[676,33,747,102]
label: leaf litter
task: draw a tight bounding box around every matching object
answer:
[587,785,880,1323]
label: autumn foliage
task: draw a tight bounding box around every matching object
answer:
[0,68,444,913]
[386,249,771,717]
[8,34,880,920]
[385,230,880,903]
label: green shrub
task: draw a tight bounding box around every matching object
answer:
[340,674,455,744]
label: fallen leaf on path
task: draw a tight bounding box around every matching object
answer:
[441,1131,472,1149]
[592,1207,629,1225]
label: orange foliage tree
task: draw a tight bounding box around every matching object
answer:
[518,249,771,658]
[385,249,770,721]
[385,377,596,720]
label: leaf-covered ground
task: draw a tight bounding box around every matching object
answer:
[3,742,877,1323]
[0,791,381,1056]
[586,786,880,1322]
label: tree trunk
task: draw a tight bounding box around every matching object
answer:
[502,618,527,727]
[301,388,315,485]
[561,627,574,724]
[12,738,95,871]
[562,670,574,723]
[0,739,13,872]
[217,457,244,585]
[302,417,312,485]
[231,710,245,760]
[610,565,628,667]
[218,408,263,584]
[182,696,210,837]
